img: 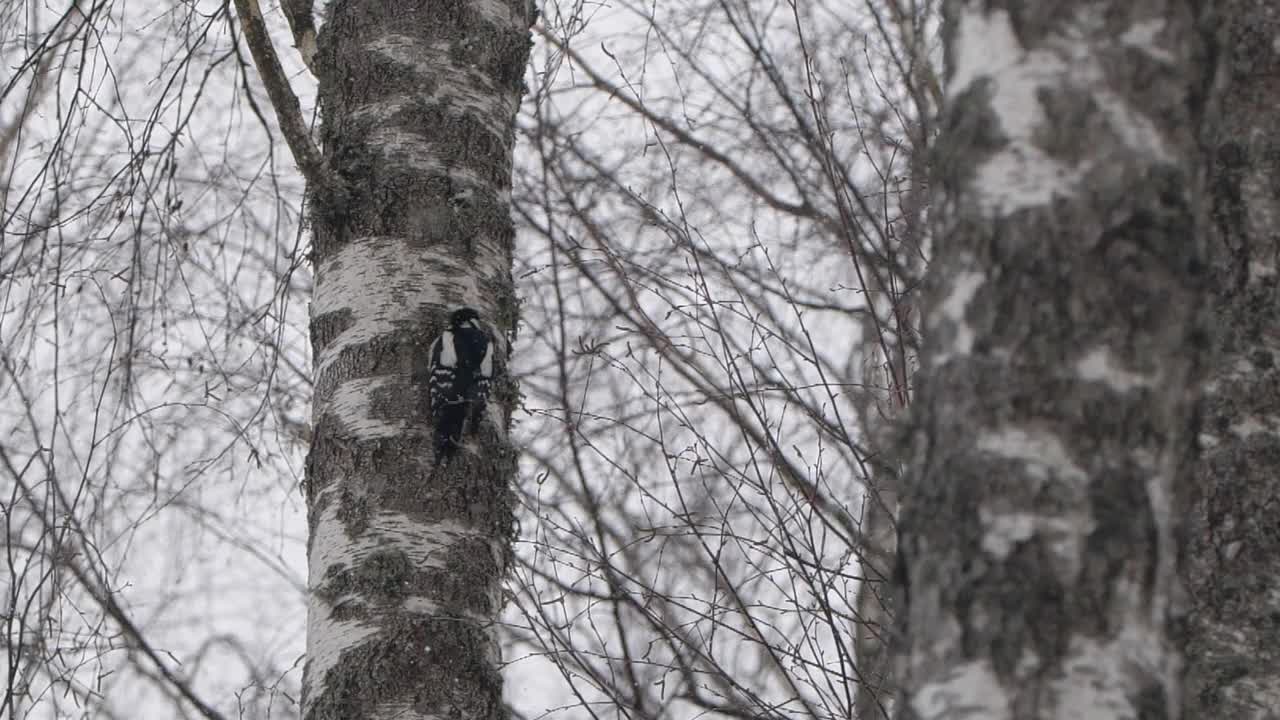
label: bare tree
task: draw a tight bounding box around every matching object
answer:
[2,2,310,717]
[893,2,1215,718]
[503,1,931,717]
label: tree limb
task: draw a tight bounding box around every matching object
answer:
[231,0,327,190]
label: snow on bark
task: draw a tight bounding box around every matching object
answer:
[896,1,1213,718]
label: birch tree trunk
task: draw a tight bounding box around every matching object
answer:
[1182,1,1280,715]
[893,2,1214,718]
[301,2,533,718]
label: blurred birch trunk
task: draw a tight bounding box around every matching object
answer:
[893,1,1215,718]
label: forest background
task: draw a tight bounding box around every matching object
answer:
[3,1,1276,719]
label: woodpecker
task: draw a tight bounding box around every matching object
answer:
[427,307,494,464]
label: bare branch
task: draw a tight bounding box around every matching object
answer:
[231,0,327,190]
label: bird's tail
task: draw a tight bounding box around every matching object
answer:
[433,427,459,469]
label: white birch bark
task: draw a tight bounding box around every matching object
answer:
[301,2,534,718]
[894,2,1215,718]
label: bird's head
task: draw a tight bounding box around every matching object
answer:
[449,307,483,331]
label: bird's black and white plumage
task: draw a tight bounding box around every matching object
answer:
[428,307,494,464]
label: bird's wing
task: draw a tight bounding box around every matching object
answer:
[428,332,449,414]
